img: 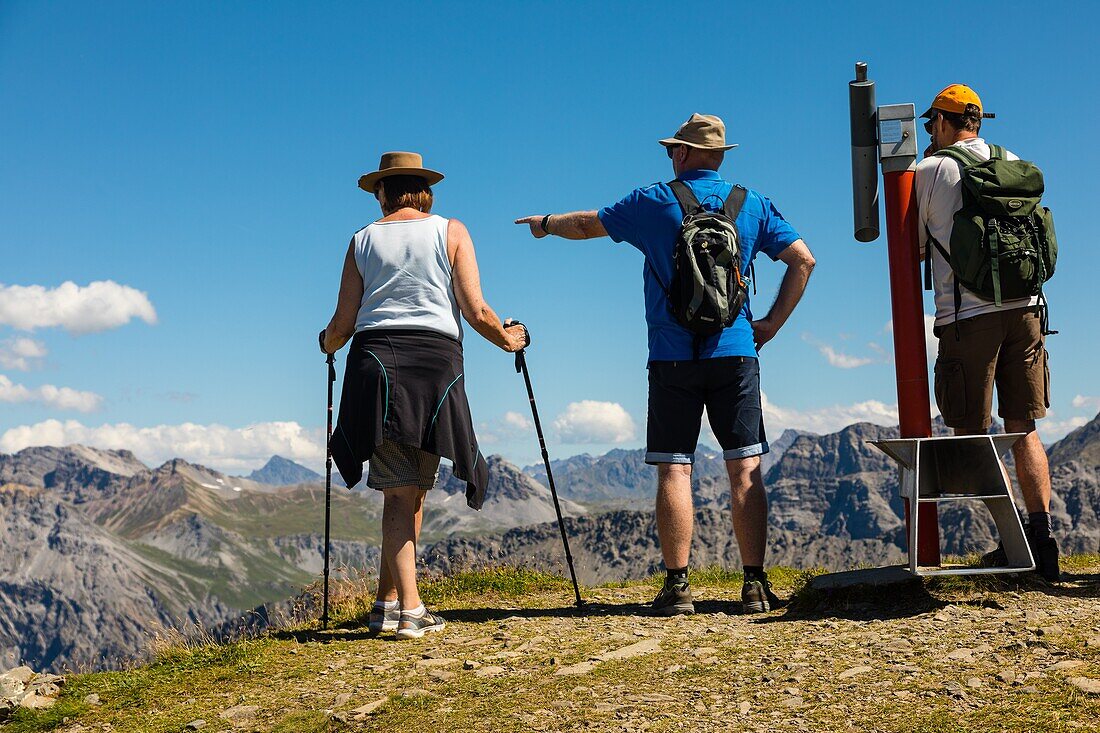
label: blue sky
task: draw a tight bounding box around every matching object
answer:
[1,1,1096,472]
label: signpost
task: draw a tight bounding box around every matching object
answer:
[848,62,940,567]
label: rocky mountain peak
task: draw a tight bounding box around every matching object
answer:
[1048,412,1100,468]
[246,456,322,486]
[485,455,551,502]
[0,445,149,504]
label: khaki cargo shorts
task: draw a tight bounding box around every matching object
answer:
[933,308,1050,431]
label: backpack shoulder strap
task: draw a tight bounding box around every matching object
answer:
[988,143,1005,160]
[722,184,748,222]
[934,145,982,167]
[668,180,703,216]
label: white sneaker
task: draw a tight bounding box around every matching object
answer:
[395,609,446,639]
[368,602,400,634]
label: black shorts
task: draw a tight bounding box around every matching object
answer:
[645,356,768,465]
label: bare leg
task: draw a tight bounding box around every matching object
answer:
[380,486,425,609]
[655,463,694,569]
[376,499,424,602]
[726,456,767,567]
[954,426,1022,503]
[1005,419,1051,514]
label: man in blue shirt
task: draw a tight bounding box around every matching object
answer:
[516,113,815,615]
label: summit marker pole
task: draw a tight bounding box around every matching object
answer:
[849,61,940,567]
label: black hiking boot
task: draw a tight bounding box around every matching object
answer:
[979,543,1008,568]
[1029,533,1061,582]
[650,581,694,616]
[741,577,783,614]
[979,527,1061,582]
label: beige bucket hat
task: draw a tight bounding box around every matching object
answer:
[358,151,444,193]
[658,113,738,151]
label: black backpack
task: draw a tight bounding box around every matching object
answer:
[648,181,750,354]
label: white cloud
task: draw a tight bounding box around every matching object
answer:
[0,419,325,474]
[818,344,873,369]
[502,411,534,432]
[802,333,875,369]
[0,281,157,334]
[476,411,536,446]
[0,375,103,412]
[761,391,899,435]
[0,338,47,371]
[1071,395,1100,412]
[554,400,636,444]
[1038,416,1089,441]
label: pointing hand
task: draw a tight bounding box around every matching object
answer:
[514,215,549,239]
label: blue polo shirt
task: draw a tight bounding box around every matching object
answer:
[598,168,801,362]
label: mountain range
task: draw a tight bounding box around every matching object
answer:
[0,448,582,673]
[1,413,1097,672]
[429,417,1100,583]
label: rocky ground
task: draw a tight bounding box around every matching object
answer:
[2,559,1098,733]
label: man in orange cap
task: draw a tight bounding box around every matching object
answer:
[916,85,1060,580]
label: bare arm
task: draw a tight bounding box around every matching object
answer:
[449,219,526,352]
[322,239,364,354]
[751,239,815,351]
[514,211,607,240]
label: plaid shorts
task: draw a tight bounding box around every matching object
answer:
[366,440,441,491]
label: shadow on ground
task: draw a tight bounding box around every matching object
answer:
[272,569,1098,642]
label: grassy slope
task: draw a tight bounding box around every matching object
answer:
[102,478,386,616]
[5,558,1099,733]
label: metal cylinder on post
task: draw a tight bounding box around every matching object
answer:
[877,102,940,567]
[849,62,879,242]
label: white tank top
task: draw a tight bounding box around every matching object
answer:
[352,214,463,340]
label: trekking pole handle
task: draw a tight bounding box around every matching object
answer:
[504,318,531,346]
[504,319,531,372]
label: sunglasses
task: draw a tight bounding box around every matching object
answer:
[923,113,939,135]
[666,144,681,159]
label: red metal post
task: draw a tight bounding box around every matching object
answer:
[882,169,940,566]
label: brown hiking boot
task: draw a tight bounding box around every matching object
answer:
[741,578,782,614]
[650,581,694,616]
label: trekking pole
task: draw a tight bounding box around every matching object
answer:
[319,331,336,630]
[508,321,584,608]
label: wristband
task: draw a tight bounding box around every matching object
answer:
[541,214,552,234]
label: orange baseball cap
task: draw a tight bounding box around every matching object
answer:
[920,84,992,118]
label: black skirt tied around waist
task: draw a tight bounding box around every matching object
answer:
[330,329,489,510]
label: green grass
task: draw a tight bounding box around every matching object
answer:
[4,637,284,733]
[1060,552,1100,574]
[420,566,574,605]
[268,710,342,732]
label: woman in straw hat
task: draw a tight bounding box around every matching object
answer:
[321,152,526,639]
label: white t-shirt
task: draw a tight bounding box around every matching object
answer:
[916,138,1038,327]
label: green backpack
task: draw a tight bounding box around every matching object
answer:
[924,144,1058,333]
